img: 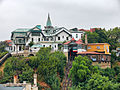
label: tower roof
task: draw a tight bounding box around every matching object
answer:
[46,13,52,26]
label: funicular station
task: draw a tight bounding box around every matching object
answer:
[63,37,111,68]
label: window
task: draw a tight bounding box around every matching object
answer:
[47,38,49,41]
[50,45,51,47]
[55,45,56,48]
[76,34,78,38]
[43,45,45,47]
[66,37,69,40]
[32,38,34,42]
[38,38,40,41]
[88,47,91,49]
[62,36,64,38]
[32,32,40,36]
[34,47,36,49]
[19,39,22,43]
[97,46,100,49]
[58,37,60,40]
[81,34,83,38]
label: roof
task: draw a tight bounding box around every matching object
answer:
[75,39,83,44]
[71,38,75,41]
[64,38,83,45]
[5,40,12,43]
[12,28,30,33]
[0,84,24,90]
[31,44,43,48]
[46,13,52,26]
[77,51,104,55]
[64,41,71,45]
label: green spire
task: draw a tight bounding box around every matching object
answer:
[46,13,52,26]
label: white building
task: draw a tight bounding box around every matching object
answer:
[11,14,85,52]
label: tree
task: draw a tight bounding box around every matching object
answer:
[1,57,33,83]
[86,74,120,90]
[69,55,92,85]
[82,31,99,43]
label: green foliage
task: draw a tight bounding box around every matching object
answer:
[82,31,99,43]
[0,41,8,53]
[101,68,116,80]
[28,41,34,47]
[36,47,51,60]
[69,55,92,85]
[28,47,66,89]
[86,74,120,90]
[114,66,120,75]
[44,74,60,90]
[0,52,8,59]
[1,57,33,83]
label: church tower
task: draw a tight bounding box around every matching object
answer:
[46,13,52,27]
[44,14,54,34]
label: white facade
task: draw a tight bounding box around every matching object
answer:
[71,32,84,41]
[11,15,85,53]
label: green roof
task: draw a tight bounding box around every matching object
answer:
[31,44,43,48]
[12,28,30,33]
[46,14,52,26]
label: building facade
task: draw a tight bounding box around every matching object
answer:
[11,14,84,52]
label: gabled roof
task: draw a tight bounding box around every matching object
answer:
[64,38,84,45]
[75,39,83,44]
[30,25,42,33]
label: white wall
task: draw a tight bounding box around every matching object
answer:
[55,31,71,42]
[41,43,58,51]
[71,32,84,40]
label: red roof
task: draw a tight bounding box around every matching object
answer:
[64,38,84,45]
[5,40,12,43]
[75,39,83,44]
[77,51,104,55]
[64,41,71,45]
[5,40,12,46]
[71,38,75,41]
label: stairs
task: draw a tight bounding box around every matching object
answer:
[62,61,72,90]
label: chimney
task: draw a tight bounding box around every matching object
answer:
[14,75,18,84]
[34,74,37,86]
[85,34,88,44]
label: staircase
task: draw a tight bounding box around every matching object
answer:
[62,61,72,90]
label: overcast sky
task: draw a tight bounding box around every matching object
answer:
[0,0,120,40]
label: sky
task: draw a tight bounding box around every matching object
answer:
[0,0,120,40]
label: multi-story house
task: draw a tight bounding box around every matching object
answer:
[11,14,84,52]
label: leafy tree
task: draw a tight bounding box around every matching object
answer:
[69,55,92,85]
[101,68,116,80]
[114,66,120,75]
[86,73,120,90]
[1,57,33,83]
[82,31,99,43]
[50,51,66,80]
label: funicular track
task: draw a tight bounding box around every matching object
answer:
[62,61,72,90]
